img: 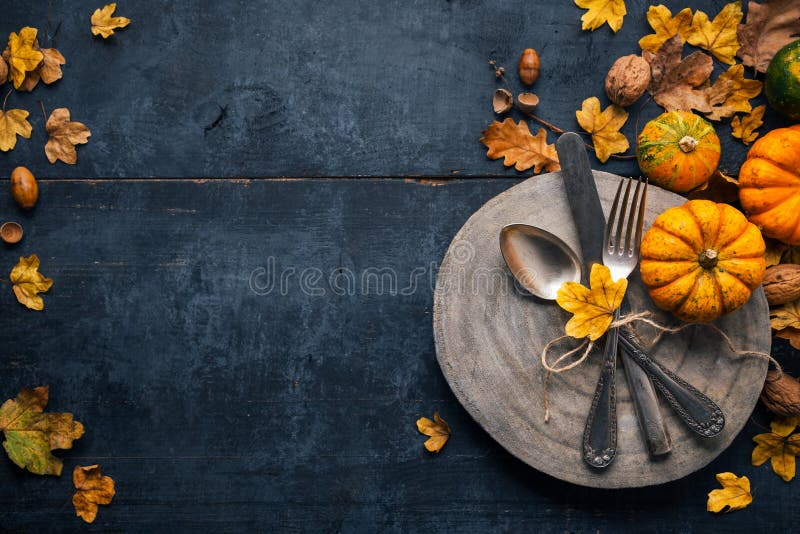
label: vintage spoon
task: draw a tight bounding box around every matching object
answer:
[499,224,581,300]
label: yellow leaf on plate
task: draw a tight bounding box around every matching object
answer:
[5,27,43,89]
[556,264,627,341]
[685,2,743,64]
[752,417,800,481]
[416,412,451,453]
[10,254,53,311]
[45,108,91,165]
[574,0,626,33]
[0,109,32,152]
[639,5,693,53]
[73,465,115,523]
[480,118,560,173]
[707,472,752,513]
[575,97,629,163]
[91,3,131,38]
[731,105,765,145]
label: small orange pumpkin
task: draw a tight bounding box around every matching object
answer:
[637,111,721,193]
[640,199,765,323]
[738,124,800,244]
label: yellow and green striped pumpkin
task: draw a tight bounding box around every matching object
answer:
[637,111,721,193]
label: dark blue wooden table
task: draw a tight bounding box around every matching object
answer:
[0,1,798,531]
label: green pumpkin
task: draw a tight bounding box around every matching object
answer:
[766,39,800,120]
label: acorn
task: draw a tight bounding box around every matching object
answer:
[10,166,38,209]
[518,48,540,86]
[0,222,22,244]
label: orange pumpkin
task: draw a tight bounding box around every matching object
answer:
[738,124,800,244]
[640,199,766,323]
[637,111,721,193]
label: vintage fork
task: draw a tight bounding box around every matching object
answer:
[583,177,647,469]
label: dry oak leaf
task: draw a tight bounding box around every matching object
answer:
[685,2,743,65]
[687,170,739,203]
[707,472,753,513]
[45,108,91,165]
[73,465,115,523]
[416,412,451,453]
[704,64,762,121]
[556,263,627,341]
[480,118,560,173]
[574,0,626,33]
[10,254,53,311]
[639,5,693,53]
[731,105,766,145]
[5,27,43,89]
[752,416,800,481]
[737,0,800,73]
[575,97,629,163]
[91,4,131,38]
[0,386,84,476]
[0,109,32,152]
[644,35,714,114]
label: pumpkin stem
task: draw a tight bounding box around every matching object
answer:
[698,249,719,269]
[679,135,699,153]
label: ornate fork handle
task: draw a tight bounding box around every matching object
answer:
[618,327,725,437]
[583,311,618,468]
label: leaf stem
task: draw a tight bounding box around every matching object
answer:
[2,88,11,112]
[39,100,47,122]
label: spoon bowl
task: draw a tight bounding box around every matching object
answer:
[499,224,581,300]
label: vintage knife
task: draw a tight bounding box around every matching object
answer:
[555,132,671,462]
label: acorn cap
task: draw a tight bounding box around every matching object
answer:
[0,221,23,244]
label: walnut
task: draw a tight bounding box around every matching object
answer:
[761,370,800,418]
[605,55,651,107]
[763,264,800,306]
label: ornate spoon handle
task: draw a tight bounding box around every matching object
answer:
[583,311,618,468]
[618,327,725,437]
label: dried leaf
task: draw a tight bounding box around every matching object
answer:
[639,5,693,53]
[416,412,451,452]
[752,417,800,481]
[737,0,800,73]
[5,27,42,89]
[777,327,800,350]
[91,4,131,38]
[644,35,714,114]
[687,170,739,203]
[771,300,800,331]
[45,108,91,165]
[0,109,32,152]
[764,240,788,267]
[731,105,766,145]
[685,2,743,65]
[0,386,84,475]
[574,0,626,33]
[784,246,800,265]
[0,56,7,82]
[704,64,762,121]
[556,263,627,341]
[10,254,53,311]
[480,118,560,173]
[73,465,115,523]
[576,97,629,163]
[707,473,753,513]
[39,47,66,84]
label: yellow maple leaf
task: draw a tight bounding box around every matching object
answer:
[416,412,451,453]
[770,300,800,331]
[574,0,626,33]
[752,417,800,481]
[73,465,115,523]
[0,109,32,152]
[10,254,53,311]
[45,108,92,165]
[707,472,753,513]
[731,105,765,145]
[556,264,627,341]
[685,2,743,65]
[705,64,763,121]
[639,5,693,53]
[480,118,560,173]
[6,27,43,89]
[91,3,131,38]
[575,97,629,163]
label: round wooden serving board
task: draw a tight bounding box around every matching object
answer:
[433,171,771,488]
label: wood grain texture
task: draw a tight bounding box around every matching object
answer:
[434,172,770,488]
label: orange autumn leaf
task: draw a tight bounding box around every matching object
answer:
[480,118,560,173]
[574,0,626,33]
[731,105,766,145]
[10,254,53,311]
[639,5,693,53]
[0,109,32,152]
[5,27,42,89]
[416,412,451,452]
[685,2,743,65]
[644,35,714,114]
[707,472,753,513]
[73,465,115,523]
[575,96,629,163]
[704,64,762,121]
[752,417,800,481]
[91,4,131,38]
[45,108,91,165]
[3,42,66,91]
[0,386,84,475]
[556,264,627,341]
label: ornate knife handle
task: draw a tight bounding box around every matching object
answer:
[618,327,725,437]
[583,311,618,468]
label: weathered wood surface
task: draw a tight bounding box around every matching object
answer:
[434,172,770,488]
[0,0,790,180]
[0,179,796,530]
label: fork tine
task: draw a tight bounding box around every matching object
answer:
[624,179,643,256]
[613,178,633,254]
[633,178,648,255]
[606,178,625,251]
